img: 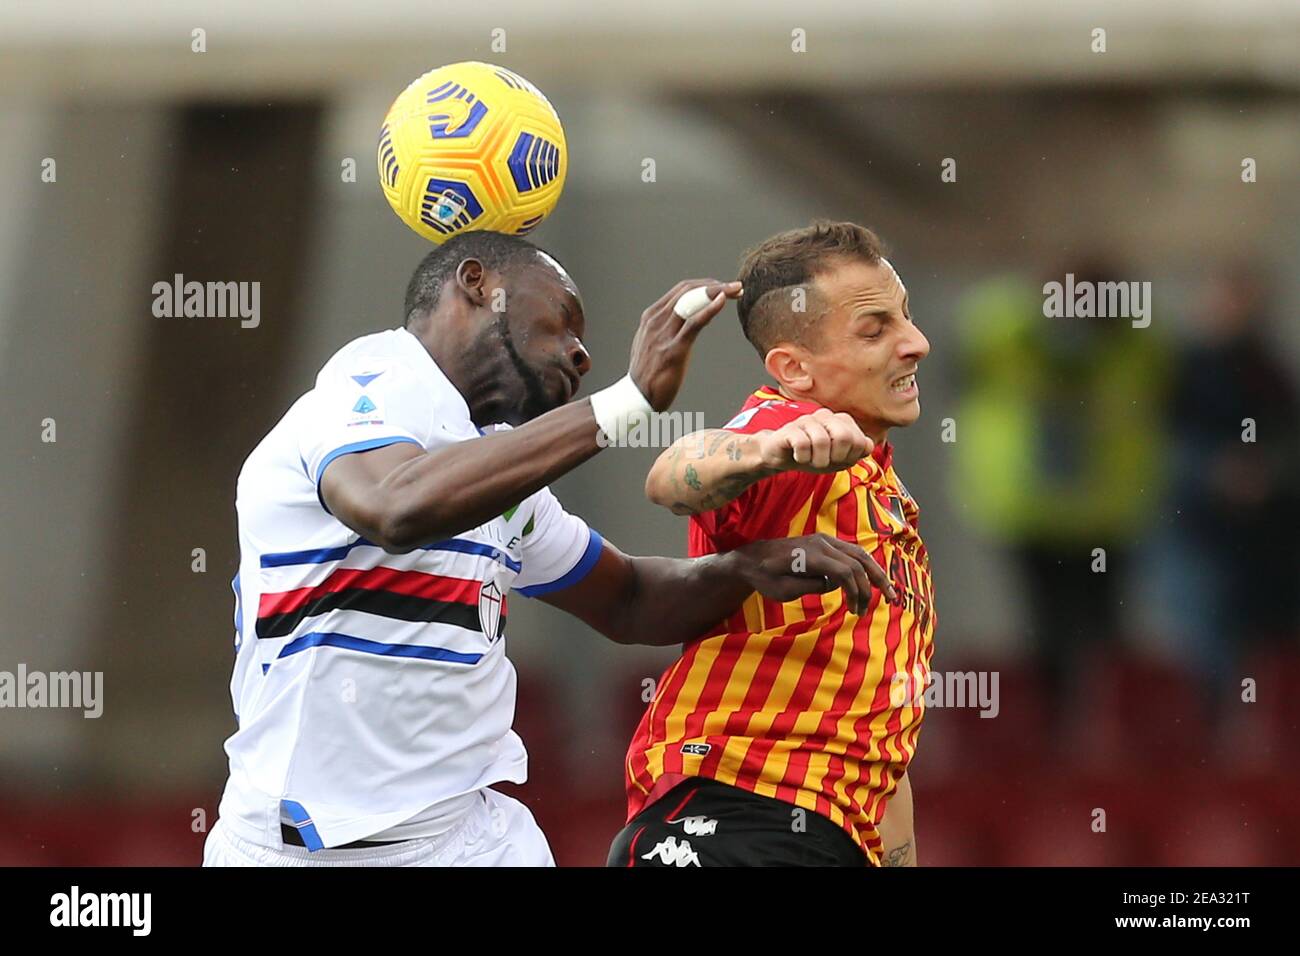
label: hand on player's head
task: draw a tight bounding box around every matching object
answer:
[627,278,743,411]
[759,408,873,474]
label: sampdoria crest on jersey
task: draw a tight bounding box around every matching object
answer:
[478,579,505,642]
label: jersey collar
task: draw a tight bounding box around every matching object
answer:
[398,327,476,430]
[751,385,894,472]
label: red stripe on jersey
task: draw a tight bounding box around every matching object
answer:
[259,566,482,618]
[680,635,748,744]
[709,474,837,734]
[863,594,906,767]
[814,497,881,795]
[819,568,887,798]
[743,598,850,802]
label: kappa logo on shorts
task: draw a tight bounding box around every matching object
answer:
[642,835,702,867]
[669,814,718,837]
[680,742,711,756]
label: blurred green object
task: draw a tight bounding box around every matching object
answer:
[952,275,1171,545]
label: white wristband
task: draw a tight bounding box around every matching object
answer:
[590,374,653,446]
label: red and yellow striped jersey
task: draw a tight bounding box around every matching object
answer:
[624,386,937,864]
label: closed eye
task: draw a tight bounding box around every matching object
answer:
[857,313,887,339]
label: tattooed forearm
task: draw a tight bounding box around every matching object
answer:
[715,473,751,500]
[882,840,913,867]
[675,473,753,514]
[651,430,770,514]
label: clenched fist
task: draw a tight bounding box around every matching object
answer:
[756,407,873,474]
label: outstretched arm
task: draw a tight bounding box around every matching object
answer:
[540,534,895,646]
[321,279,740,551]
[645,408,874,516]
[322,404,601,552]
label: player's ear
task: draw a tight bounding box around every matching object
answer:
[765,344,813,394]
[454,257,489,306]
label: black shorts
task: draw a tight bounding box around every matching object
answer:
[607,777,868,867]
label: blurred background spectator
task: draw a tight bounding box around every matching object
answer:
[951,261,1171,737]
[1156,264,1300,737]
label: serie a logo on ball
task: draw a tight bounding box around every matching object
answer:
[378,61,568,244]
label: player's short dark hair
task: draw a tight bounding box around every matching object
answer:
[403,231,551,327]
[736,220,886,357]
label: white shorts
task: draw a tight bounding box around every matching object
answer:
[202,789,554,867]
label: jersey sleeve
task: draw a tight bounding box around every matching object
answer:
[299,358,432,498]
[692,397,823,548]
[511,487,604,597]
[718,397,816,435]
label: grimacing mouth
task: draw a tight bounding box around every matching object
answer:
[889,369,918,392]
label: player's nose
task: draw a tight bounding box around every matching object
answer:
[901,322,930,362]
[569,340,592,378]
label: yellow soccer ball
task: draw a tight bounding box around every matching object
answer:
[378,61,567,244]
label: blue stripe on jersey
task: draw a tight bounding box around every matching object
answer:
[514,528,604,597]
[260,540,363,568]
[314,436,422,487]
[276,631,485,665]
[231,573,243,636]
[280,799,326,852]
[427,537,522,572]
[259,536,522,573]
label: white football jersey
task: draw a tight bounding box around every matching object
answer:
[217,327,601,850]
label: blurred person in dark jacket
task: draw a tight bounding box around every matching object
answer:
[1159,264,1300,730]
